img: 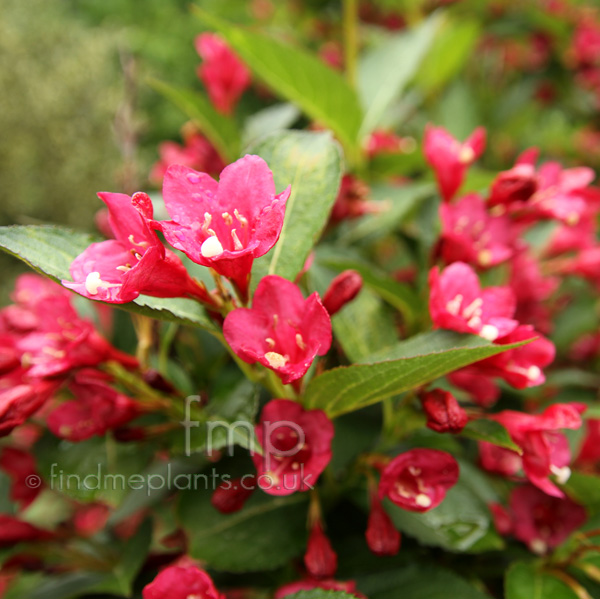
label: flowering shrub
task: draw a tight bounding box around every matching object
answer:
[3,1,600,598]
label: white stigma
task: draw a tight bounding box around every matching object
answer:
[264,352,288,369]
[480,324,499,341]
[296,333,306,350]
[550,465,571,485]
[529,539,548,555]
[231,229,243,251]
[200,236,224,258]
[527,366,542,381]
[84,272,120,295]
[459,145,475,164]
[415,493,432,508]
[446,294,463,316]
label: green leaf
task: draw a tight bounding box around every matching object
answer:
[194,9,363,163]
[5,573,110,599]
[505,562,580,599]
[0,225,216,331]
[285,593,358,599]
[179,488,307,572]
[148,78,240,162]
[460,419,522,454]
[304,331,527,418]
[358,14,441,137]
[565,472,600,510]
[242,102,300,147]
[249,130,343,285]
[415,18,480,94]
[387,463,502,553]
[358,562,492,599]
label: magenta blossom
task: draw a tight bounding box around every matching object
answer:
[64,192,212,305]
[429,262,518,341]
[379,448,459,512]
[439,193,515,268]
[155,157,290,301]
[252,399,334,496]
[195,33,251,115]
[480,403,583,497]
[223,276,331,384]
[143,565,224,599]
[424,125,486,202]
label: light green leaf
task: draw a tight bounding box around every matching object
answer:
[249,130,343,285]
[194,8,363,163]
[148,78,240,161]
[505,562,580,599]
[461,419,522,454]
[179,488,307,572]
[304,331,527,418]
[242,102,300,147]
[0,225,216,331]
[358,14,442,137]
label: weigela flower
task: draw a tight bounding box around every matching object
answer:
[496,485,586,554]
[447,369,500,407]
[210,476,255,514]
[379,448,459,512]
[419,388,468,434]
[366,493,401,556]
[195,33,251,115]
[429,262,518,341]
[479,403,583,497]
[365,130,405,158]
[330,174,374,222]
[439,194,515,268]
[47,370,139,442]
[424,125,486,202]
[546,215,597,256]
[64,192,212,305]
[275,578,366,598]
[73,503,111,537]
[252,399,334,496]
[0,447,43,508]
[322,270,363,316]
[0,515,51,547]
[224,276,331,384]
[488,150,539,212]
[304,522,337,580]
[576,419,600,471]
[155,157,290,301]
[142,565,224,599]
[150,133,225,184]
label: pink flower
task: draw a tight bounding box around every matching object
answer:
[223,276,331,384]
[155,157,290,301]
[488,152,538,213]
[419,389,468,434]
[143,565,224,599]
[0,447,43,508]
[322,270,363,316]
[500,485,586,554]
[439,194,515,268]
[365,130,404,158]
[64,192,212,305]
[47,370,139,442]
[195,33,251,115]
[447,369,500,407]
[424,125,486,202]
[576,419,600,471]
[275,579,366,598]
[379,449,459,512]
[0,515,51,547]
[73,503,111,537]
[330,174,374,222]
[365,493,401,556]
[480,403,583,497]
[304,522,337,579]
[252,399,334,496]
[429,262,518,341]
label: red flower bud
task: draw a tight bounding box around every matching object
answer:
[322,270,363,316]
[420,389,468,434]
[365,494,401,556]
[304,522,337,580]
[210,476,256,514]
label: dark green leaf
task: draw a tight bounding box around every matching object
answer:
[249,130,343,285]
[285,592,358,599]
[179,488,307,572]
[304,331,527,418]
[461,419,522,454]
[565,472,600,511]
[148,78,240,161]
[505,562,580,599]
[0,225,216,331]
[194,9,363,163]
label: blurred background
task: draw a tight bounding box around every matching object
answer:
[2,0,599,300]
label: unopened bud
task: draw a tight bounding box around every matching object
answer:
[211,477,255,514]
[322,270,363,316]
[142,369,176,394]
[420,389,468,434]
[366,494,401,556]
[304,522,337,579]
